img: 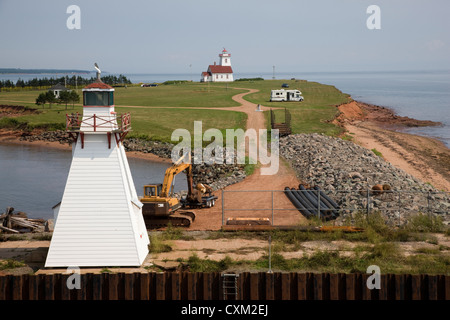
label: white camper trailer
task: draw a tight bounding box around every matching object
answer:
[270,89,304,102]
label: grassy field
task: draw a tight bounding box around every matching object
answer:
[0,79,350,141]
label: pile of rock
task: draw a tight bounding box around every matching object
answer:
[280,133,450,225]
[20,130,71,144]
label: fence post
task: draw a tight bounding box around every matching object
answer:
[222,189,224,226]
[271,191,274,225]
[317,189,321,220]
[366,188,370,215]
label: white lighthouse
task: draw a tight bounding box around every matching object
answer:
[45,65,149,267]
[201,48,234,82]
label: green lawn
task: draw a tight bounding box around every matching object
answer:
[227,79,351,136]
[115,83,247,108]
[0,79,350,141]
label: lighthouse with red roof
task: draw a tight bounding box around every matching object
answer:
[201,48,234,82]
[45,64,150,267]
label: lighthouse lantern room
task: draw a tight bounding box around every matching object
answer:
[45,64,149,267]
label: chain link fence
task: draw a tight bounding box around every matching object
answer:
[221,189,450,226]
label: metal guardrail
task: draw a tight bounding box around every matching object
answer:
[221,189,450,226]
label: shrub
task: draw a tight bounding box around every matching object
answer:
[406,213,444,233]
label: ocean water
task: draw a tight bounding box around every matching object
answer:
[0,143,186,220]
[1,70,449,147]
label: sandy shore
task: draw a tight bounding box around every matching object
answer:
[334,100,450,192]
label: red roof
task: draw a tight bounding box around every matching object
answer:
[202,71,211,77]
[84,80,113,90]
[208,65,233,74]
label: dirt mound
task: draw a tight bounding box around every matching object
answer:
[0,105,39,118]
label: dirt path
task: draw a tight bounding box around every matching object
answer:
[189,88,306,230]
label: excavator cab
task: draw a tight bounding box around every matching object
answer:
[143,184,162,198]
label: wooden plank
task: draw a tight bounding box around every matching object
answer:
[297,273,307,300]
[445,276,450,301]
[140,273,150,300]
[155,272,166,300]
[411,275,423,300]
[44,274,55,300]
[91,273,103,300]
[12,275,23,300]
[281,273,291,300]
[203,273,213,300]
[0,225,19,233]
[124,273,134,300]
[394,274,405,300]
[187,272,197,300]
[107,273,119,300]
[428,275,438,300]
[330,273,344,300]
[0,275,7,300]
[249,272,260,300]
[59,274,72,300]
[345,273,355,300]
[265,272,274,300]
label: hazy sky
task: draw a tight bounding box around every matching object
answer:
[0,0,449,74]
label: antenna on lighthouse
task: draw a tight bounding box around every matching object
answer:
[94,63,101,81]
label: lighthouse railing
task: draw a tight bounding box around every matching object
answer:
[66,113,131,133]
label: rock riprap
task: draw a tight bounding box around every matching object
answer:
[280,133,449,225]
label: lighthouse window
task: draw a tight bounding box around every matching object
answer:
[83,91,114,106]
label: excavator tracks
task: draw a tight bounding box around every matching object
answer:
[145,211,196,228]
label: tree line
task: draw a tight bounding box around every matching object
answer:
[0,74,132,89]
[36,90,80,110]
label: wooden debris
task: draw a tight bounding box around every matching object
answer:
[0,207,45,233]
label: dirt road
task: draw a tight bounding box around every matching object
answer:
[189,88,306,230]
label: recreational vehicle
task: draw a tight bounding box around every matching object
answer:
[270,89,304,102]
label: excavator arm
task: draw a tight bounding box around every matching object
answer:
[160,152,194,198]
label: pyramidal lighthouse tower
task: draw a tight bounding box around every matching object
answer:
[45,64,149,267]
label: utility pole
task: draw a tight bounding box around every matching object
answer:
[272,66,275,80]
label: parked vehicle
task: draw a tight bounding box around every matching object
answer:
[270,89,304,102]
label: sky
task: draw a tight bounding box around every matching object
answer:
[0,0,449,74]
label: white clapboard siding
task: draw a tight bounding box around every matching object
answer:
[45,133,149,267]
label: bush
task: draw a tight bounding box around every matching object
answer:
[0,117,20,129]
[235,78,264,82]
[406,213,444,233]
[186,253,232,272]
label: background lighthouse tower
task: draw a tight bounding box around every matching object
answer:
[219,48,231,66]
[45,64,149,267]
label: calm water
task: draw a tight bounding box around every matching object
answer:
[0,143,186,220]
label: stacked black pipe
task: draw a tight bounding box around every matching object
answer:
[284,184,340,221]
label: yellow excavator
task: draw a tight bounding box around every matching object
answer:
[140,152,217,228]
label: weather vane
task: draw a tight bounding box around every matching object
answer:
[94,63,101,81]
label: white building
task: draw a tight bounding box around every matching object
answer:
[49,83,70,99]
[201,48,234,82]
[45,77,150,268]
